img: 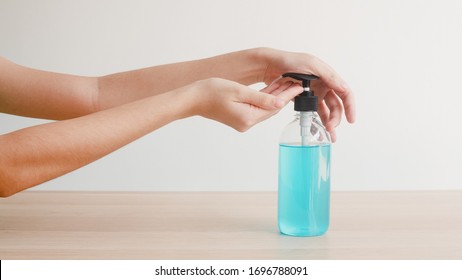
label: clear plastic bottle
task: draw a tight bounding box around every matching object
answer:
[278,73,331,237]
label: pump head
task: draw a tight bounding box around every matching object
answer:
[282,73,319,112]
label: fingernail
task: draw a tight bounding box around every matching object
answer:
[275,98,285,109]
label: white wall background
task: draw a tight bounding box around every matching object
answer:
[1,0,461,191]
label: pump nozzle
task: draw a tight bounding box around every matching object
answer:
[282,73,320,146]
[282,73,319,112]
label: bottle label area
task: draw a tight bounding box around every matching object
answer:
[278,144,331,236]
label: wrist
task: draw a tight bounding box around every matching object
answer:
[170,81,204,119]
[205,48,270,85]
[245,47,273,84]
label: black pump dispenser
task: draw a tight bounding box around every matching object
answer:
[282,73,319,112]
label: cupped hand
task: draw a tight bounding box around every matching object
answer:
[259,48,356,142]
[192,78,302,132]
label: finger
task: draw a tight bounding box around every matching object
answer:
[252,84,304,124]
[318,100,330,129]
[261,80,294,95]
[318,100,337,142]
[324,89,343,131]
[239,88,284,110]
[333,84,355,124]
[329,128,337,143]
[269,81,295,96]
[273,84,302,103]
[318,99,342,142]
[260,82,280,94]
[309,57,356,123]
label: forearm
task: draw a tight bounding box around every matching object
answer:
[0,56,98,120]
[0,86,193,197]
[97,48,269,109]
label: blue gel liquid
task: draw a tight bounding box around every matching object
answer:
[278,144,331,236]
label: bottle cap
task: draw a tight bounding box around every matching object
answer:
[282,73,319,112]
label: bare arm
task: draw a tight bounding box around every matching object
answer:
[0,87,192,197]
[0,77,302,197]
[0,49,266,120]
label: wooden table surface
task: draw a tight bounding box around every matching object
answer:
[1,191,461,259]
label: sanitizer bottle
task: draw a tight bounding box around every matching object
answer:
[278,73,331,237]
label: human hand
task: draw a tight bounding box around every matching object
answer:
[191,78,302,132]
[258,48,355,142]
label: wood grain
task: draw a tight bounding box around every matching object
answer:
[1,191,461,259]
